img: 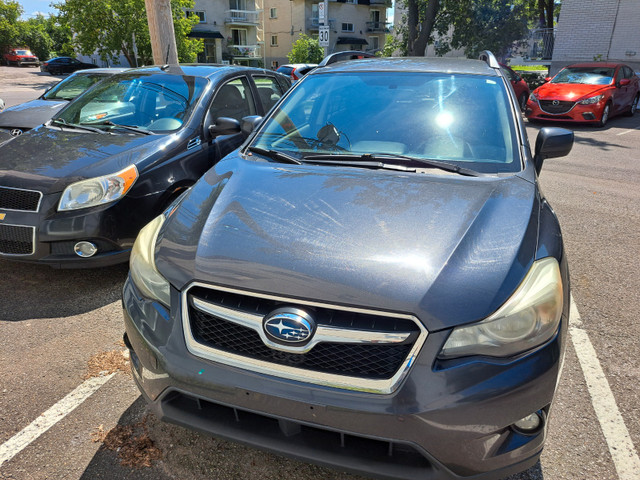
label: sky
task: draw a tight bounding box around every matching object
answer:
[19,0,57,19]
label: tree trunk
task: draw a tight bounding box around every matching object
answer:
[407,0,440,56]
[121,43,135,68]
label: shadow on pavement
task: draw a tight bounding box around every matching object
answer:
[0,259,129,321]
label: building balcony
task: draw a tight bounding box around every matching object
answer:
[366,21,391,33]
[225,9,261,26]
[229,44,261,58]
[369,0,392,6]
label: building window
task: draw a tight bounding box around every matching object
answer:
[186,10,206,23]
[346,0,356,4]
[271,35,278,46]
[270,8,277,18]
[369,36,379,50]
[231,28,247,45]
[342,23,354,32]
[229,0,246,10]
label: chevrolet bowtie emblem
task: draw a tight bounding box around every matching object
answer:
[0,213,5,220]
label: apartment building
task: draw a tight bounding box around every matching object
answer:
[187,0,265,66]
[263,0,390,69]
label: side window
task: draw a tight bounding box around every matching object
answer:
[209,77,255,122]
[253,75,284,113]
[501,66,517,82]
[624,67,634,80]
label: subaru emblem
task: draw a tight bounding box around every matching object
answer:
[263,307,316,344]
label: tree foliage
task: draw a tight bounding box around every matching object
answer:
[56,0,203,66]
[287,34,324,64]
[0,0,24,51]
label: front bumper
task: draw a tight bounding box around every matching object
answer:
[17,58,39,66]
[123,277,568,480]
[0,189,161,268]
[525,98,605,123]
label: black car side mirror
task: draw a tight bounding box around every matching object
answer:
[534,127,574,174]
[241,115,263,139]
[208,117,241,137]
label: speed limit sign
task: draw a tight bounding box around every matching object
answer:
[319,26,330,47]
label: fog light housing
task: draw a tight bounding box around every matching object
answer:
[74,241,97,258]
[513,411,544,434]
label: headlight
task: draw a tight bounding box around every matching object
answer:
[130,215,170,307]
[578,94,604,105]
[58,164,138,211]
[439,257,563,359]
[529,93,538,102]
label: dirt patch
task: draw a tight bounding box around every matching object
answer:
[85,348,131,379]
[92,416,163,468]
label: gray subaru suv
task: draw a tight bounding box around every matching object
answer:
[123,52,574,479]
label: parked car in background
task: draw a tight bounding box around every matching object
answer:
[526,62,640,127]
[0,64,290,267]
[0,68,126,138]
[123,53,574,480]
[2,48,39,67]
[317,50,376,66]
[40,57,100,75]
[276,63,317,83]
[501,63,530,111]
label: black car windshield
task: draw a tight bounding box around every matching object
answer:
[251,71,520,173]
[43,73,109,101]
[54,72,208,132]
[552,67,615,85]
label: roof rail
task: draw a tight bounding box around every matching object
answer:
[479,51,500,69]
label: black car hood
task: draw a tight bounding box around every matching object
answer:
[157,155,541,331]
[0,126,172,193]
[0,99,68,129]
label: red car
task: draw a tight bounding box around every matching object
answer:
[2,48,40,67]
[500,64,530,111]
[526,62,640,127]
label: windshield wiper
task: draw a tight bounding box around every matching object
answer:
[247,146,302,165]
[302,153,481,177]
[50,118,109,134]
[87,120,153,135]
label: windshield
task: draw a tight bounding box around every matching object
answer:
[44,73,108,101]
[16,50,32,56]
[552,67,615,85]
[251,71,519,173]
[54,72,208,132]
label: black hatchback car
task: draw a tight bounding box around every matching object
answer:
[40,57,101,75]
[0,64,290,267]
[123,54,574,479]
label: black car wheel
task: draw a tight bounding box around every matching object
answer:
[598,103,611,128]
[625,94,639,116]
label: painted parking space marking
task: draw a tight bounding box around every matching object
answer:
[569,297,640,480]
[0,373,114,467]
[616,126,640,136]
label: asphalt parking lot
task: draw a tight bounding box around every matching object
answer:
[0,66,639,480]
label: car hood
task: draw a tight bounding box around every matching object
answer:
[156,155,541,331]
[535,82,609,101]
[0,126,173,193]
[0,99,68,129]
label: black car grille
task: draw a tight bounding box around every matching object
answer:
[0,187,41,211]
[187,287,422,382]
[0,224,34,254]
[539,100,575,114]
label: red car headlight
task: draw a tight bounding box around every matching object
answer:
[578,94,604,105]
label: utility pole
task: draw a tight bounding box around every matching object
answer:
[145,0,179,64]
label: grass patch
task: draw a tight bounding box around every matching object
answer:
[511,65,548,72]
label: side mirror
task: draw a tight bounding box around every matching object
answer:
[619,78,630,87]
[208,117,241,137]
[533,127,574,174]
[240,115,263,139]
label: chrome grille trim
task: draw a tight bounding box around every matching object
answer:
[182,282,429,394]
[0,185,43,212]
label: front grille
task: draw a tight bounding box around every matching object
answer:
[190,307,413,379]
[0,224,34,254]
[539,100,575,114]
[184,285,428,393]
[0,186,42,212]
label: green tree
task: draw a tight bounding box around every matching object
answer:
[287,34,323,64]
[20,15,53,61]
[0,0,23,53]
[56,0,202,66]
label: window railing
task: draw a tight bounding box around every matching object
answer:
[366,21,390,33]
[229,45,261,58]
[225,9,260,25]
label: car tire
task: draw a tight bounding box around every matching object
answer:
[625,94,639,116]
[597,103,611,128]
[518,93,528,112]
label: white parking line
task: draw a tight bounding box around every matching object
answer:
[616,126,640,136]
[569,297,640,480]
[0,373,114,467]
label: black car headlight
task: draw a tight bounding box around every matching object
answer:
[439,257,563,359]
[58,165,138,211]
[129,215,170,308]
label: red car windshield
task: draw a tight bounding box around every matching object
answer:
[552,67,615,85]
